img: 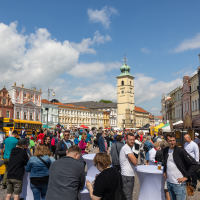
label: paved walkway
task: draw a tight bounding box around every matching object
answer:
[0,147,199,200]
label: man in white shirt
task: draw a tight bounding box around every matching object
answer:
[184,134,199,190]
[119,133,137,200]
[163,132,198,200]
[194,133,200,147]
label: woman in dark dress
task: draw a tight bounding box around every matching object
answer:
[86,153,124,200]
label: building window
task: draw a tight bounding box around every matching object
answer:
[43,116,46,122]
[121,81,124,85]
[187,101,189,111]
[192,101,194,112]
[30,113,33,120]
[24,93,26,97]
[194,82,196,91]
[195,100,197,111]
[17,112,20,119]
[36,114,39,120]
[6,111,10,118]
[24,112,27,120]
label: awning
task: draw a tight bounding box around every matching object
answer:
[173,120,183,130]
[162,123,171,132]
[80,125,89,129]
[138,123,151,130]
[42,125,51,128]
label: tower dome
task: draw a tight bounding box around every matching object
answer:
[119,63,131,76]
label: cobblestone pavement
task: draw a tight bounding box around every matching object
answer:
[0,146,199,200]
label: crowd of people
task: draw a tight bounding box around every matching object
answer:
[0,126,199,200]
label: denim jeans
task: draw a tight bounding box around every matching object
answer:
[30,183,48,200]
[167,182,186,200]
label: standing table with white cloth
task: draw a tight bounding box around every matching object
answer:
[80,153,100,200]
[136,165,165,200]
[82,154,100,177]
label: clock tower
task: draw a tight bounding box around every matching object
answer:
[116,58,135,128]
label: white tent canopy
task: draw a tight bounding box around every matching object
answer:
[162,120,183,132]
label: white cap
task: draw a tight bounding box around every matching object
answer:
[195,132,199,136]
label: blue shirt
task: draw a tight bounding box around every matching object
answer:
[74,138,79,145]
[86,134,92,143]
[113,134,117,143]
[63,140,72,149]
[4,137,18,159]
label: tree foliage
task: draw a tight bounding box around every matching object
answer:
[99,99,113,103]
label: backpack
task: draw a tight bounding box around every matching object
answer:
[143,144,149,152]
[51,138,55,146]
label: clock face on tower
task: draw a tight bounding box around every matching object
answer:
[121,90,124,94]
[130,91,132,94]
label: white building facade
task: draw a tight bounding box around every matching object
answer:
[174,87,183,122]
[41,99,59,127]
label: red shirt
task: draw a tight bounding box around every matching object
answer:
[140,135,143,142]
[36,133,45,144]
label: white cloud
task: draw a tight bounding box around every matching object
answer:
[67,61,121,78]
[151,107,159,111]
[65,73,183,106]
[0,21,111,91]
[77,83,117,102]
[87,6,118,29]
[134,73,182,104]
[172,65,197,77]
[170,33,200,53]
[71,31,111,54]
[141,47,151,54]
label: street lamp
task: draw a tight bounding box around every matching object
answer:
[46,89,55,128]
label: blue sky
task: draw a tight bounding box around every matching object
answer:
[0,1,200,115]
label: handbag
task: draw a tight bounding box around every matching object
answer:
[186,182,194,196]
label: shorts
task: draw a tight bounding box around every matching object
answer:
[0,143,4,150]
[7,179,23,195]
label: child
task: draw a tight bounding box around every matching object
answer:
[29,136,35,156]
[74,136,79,145]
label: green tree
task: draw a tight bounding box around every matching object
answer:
[99,99,113,103]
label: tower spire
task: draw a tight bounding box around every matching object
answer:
[124,53,126,65]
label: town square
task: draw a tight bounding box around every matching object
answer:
[0,1,200,200]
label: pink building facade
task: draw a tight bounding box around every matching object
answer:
[8,84,42,121]
[182,76,191,120]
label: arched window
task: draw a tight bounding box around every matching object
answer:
[130,81,131,85]
[121,81,124,85]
